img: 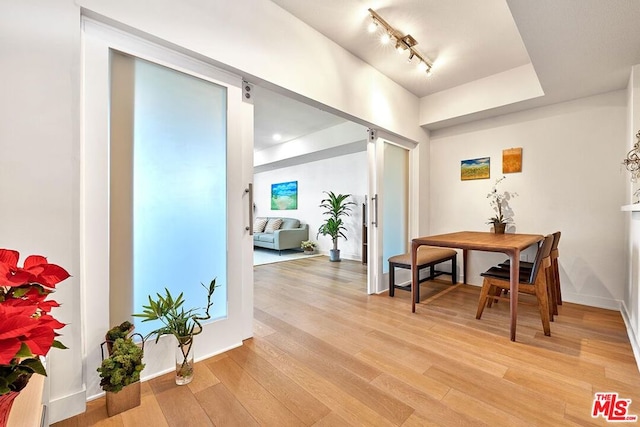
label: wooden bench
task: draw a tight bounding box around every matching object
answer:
[388,247,457,303]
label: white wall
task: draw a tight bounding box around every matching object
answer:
[254,152,367,261]
[419,64,544,127]
[0,0,85,421]
[430,90,628,309]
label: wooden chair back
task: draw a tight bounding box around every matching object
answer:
[525,234,554,284]
[550,231,562,308]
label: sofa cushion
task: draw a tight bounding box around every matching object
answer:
[265,218,283,233]
[256,233,275,243]
[254,217,268,233]
[280,218,300,229]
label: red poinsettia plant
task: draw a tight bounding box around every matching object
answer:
[0,249,70,395]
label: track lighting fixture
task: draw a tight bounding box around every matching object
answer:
[367,8,433,76]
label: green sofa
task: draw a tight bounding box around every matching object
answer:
[253,217,309,253]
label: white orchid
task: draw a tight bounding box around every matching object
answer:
[486,176,518,225]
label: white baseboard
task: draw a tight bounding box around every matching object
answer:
[49,389,87,424]
[315,249,362,262]
[620,301,640,373]
[560,292,621,311]
[138,341,243,384]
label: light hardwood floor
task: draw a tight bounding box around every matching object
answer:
[54,256,640,426]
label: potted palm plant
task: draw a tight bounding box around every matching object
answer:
[133,278,217,385]
[317,191,356,262]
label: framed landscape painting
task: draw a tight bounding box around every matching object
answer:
[461,157,490,180]
[271,181,298,210]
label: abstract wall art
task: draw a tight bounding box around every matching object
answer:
[271,181,298,210]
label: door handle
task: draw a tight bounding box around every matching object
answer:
[372,194,378,228]
[244,183,253,235]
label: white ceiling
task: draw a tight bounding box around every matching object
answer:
[255,0,640,151]
[270,0,531,98]
[253,85,347,151]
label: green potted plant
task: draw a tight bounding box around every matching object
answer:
[486,176,518,234]
[104,321,134,356]
[300,240,317,254]
[97,336,145,417]
[317,191,356,262]
[133,279,217,385]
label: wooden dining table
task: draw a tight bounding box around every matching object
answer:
[411,231,544,341]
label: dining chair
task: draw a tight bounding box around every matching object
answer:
[498,231,561,317]
[550,231,562,307]
[476,234,554,336]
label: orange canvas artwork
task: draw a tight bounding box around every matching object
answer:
[502,148,522,173]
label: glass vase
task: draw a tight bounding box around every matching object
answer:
[175,336,195,385]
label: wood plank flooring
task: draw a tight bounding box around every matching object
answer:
[54,256,640,426]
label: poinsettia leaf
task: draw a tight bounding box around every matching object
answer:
[23,255,47,269]
[15,342,34,358]
[52,340,67,350]
[0,313,39,339]
[0,249,19,268]
[0,378,10,395]
[0,263,14,286]
[0,340,22,364]
[37,314,65,331]
[10,286,32,298]
[22,326,55,356]
[6,269,33,286]
[20,358,46,376]
[33,264,70,288]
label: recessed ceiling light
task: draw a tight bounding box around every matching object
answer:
[272,133,282,141]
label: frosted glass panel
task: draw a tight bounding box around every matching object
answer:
[382,143,408,274]
[132,58,227,336]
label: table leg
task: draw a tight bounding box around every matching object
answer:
[411,241,419,313]
[462,249,468,284]
[509,250,520,341]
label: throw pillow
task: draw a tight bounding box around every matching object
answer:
[264,218,283,233]
[253,217,268,233]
